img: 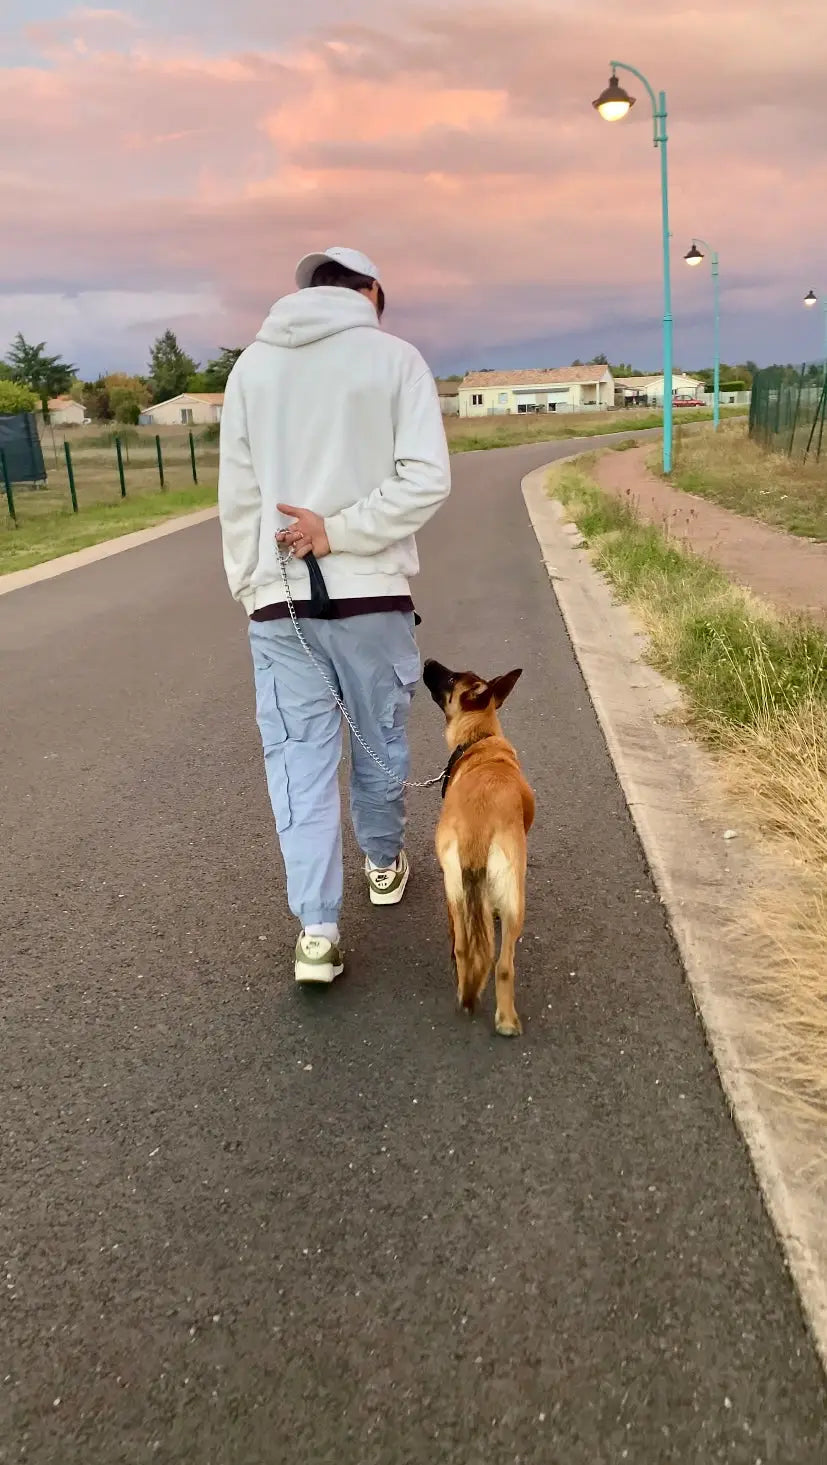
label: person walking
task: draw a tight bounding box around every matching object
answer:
[218,247,451,983]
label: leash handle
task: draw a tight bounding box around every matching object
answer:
[303,551,335,619]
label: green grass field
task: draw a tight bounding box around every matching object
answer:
[2,425,219,575]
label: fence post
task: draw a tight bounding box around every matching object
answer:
[1,448,17,526]
[155,434,165,490]
[788,374,804,457]
[189,430,198,484]
[64,441,79,513]
[115,436,127,497]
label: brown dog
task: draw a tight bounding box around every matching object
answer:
[423,659,535,1036]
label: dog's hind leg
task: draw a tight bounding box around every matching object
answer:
[449,900,475,1013]
[494,918,522,1036]
[488,841,525,1037]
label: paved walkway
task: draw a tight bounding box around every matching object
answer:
[2,440,826,1464]
[594,444,827,623]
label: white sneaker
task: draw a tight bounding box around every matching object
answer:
[365,851,411,906]
[294,932,344,985]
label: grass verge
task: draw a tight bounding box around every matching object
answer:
[549,458,827,1120]
[660,419,827,540]
[0,484,217,576]
[447,404,744,454]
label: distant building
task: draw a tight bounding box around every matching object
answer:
[43,396,86,427]
[435,379,460,416]
[614,373,706,406]
[458,367,615,417]
[140,392,224,427]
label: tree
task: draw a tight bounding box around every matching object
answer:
[109,389,143,424]
[0,380,39,414]
[83,376,112,421]
[148,330,198,403]
[6,333,77,415]
[81,372,150,422]
[588,353,609,366]
[201,346,244,391]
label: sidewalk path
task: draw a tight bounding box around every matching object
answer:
[2,439,826,1464]
[594,444,827,623]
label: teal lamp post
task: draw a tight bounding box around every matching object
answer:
[803,290,827,367]
[685,240,720,429]
[593,63,673,473]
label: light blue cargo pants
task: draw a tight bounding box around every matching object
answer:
[248,612,420,927]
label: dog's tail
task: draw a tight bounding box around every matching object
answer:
[457,866,495,1011]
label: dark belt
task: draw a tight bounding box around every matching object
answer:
[299,552,420,626]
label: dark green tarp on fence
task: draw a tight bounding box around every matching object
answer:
[0,412,47,484]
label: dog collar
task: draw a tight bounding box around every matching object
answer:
[441,734,493,799]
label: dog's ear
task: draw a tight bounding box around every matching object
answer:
[459,679,490,712]
[488,668,523,707]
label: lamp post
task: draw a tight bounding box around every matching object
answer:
[685,240,720,429]
[803,290,827,367]
[593,62,673,473]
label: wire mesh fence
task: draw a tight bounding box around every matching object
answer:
[2,423,219,528]
[749,362,827,461]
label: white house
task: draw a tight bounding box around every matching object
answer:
[458,367,615,417]
[44,396,86,427]
[615,374,705,406]
[140,392,224,427]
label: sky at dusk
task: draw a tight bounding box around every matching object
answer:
[4,1,826,380]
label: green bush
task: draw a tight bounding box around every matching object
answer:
[0,380,39,414]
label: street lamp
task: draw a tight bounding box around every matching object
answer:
[685,240,720,429]
[803,290,827,365]
[593,62,673,473]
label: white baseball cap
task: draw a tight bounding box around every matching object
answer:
[295,246,381,290]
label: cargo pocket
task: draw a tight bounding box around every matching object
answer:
[381,652,421,797]
[255,671,293,832]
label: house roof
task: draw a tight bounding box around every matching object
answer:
[146,392,225,409]
[435,379,460,396]
[615,374,702,388]
[48,395,82,409]
[461,366,612,389]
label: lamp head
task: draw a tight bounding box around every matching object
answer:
[593,74,635,122]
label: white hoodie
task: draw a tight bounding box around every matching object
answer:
[218,287,451,614]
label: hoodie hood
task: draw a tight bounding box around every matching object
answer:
[256,286,379,349]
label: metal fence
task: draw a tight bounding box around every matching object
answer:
[2,425,218,528]
[749,362,827,460]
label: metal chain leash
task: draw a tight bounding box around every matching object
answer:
[276,547,446,791]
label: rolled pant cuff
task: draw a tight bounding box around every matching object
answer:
[365,848,401,869]
[297,907,341,928]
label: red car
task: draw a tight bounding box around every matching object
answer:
[673,396,704,407]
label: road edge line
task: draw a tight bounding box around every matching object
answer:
[522,457,827,1377]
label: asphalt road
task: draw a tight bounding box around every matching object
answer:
[2,440,826,1465]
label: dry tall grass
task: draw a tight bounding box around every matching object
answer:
[550,460,827,1130]
[666,419,827,540]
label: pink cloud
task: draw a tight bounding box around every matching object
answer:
[4,0,827,373]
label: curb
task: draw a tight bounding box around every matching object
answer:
[0,506,219,598]
[522,457,827,1377]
